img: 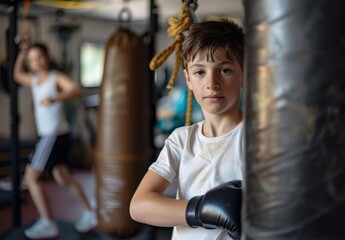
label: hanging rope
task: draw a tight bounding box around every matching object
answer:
[149,1,197,125]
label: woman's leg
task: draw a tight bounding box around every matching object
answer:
[52,164,92,210]
[52,164,97,232]
[24,165,53,219]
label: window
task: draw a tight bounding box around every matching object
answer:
[79,41,105,88]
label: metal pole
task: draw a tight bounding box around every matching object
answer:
[147,0,158,238]
[149,0,158,159]
[8,0,21,227]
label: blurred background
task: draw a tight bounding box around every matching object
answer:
[0,0,245,239]
[0,0,244,168]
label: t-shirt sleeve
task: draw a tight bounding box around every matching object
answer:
[149,130,183,183]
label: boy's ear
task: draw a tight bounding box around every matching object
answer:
[184,69,193,90]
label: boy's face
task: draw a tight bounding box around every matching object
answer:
[184,48,242,117]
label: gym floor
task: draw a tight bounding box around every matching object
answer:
[0,169,173,240]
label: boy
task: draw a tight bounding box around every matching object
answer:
[130,20,244,240]
[14,41,97,239]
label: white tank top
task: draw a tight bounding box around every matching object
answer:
[31,71,69,136]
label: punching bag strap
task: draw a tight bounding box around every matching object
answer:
[22,0,31,39]
[118,0,132,27]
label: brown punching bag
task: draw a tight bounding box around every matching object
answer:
[95,27,152,238]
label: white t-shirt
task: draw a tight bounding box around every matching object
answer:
[150,120,244,240]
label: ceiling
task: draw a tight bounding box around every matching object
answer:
[1,0,244,23]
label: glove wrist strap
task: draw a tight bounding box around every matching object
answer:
[185,195,202,228]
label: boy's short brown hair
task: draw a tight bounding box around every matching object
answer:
[182,20,244,69]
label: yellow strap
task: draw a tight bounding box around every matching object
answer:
[33,0,98,9]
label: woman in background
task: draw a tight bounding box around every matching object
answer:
[14,40,97,239]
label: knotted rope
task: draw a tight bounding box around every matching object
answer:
[149,1,197,125]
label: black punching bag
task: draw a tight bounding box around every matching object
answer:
[95,28,151,238]
[244,0,345,239]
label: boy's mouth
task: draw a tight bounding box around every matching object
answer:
[204,95,223,100]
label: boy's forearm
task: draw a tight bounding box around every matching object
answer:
[130,193,188,227]
[55,89,82,101]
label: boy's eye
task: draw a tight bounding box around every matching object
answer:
[193,70,205,76]
[220,68,231,74]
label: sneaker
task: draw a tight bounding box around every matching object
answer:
[74,210,97,233]
[24,218,59,239]
[0,178,27,191]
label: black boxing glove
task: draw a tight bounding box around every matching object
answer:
[185,180,242,240]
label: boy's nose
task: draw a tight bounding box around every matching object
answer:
[206,75,220,90]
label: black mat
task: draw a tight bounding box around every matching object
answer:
[0,220,156,240]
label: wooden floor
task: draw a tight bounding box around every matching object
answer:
[0,168,172,240]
